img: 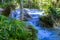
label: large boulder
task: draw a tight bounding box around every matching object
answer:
[39,16,53,28]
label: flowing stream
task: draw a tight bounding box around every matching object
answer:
[11,8,60,40]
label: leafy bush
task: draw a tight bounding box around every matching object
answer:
[39,7,60,28]
[0,15,37,40]
[0,0,14,8]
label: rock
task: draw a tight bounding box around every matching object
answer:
[0,8,3,12]
[53,18,60,29]
[23,9,32,21]
[0,8,4,14]
[39,16,53,28]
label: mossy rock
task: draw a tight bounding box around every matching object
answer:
[39,16,53,28]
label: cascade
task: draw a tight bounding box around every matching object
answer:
[11,8,60,40]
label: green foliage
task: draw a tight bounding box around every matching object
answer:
[48,6,60,20]
[39,4,60,28]
[39,0,52,10]
[0,0,14,8]
[0,0,60,9]
[0,15,37,40]
[48,7,57,17]
[15,0,40,9]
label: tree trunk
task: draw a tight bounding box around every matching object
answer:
[20,0,24,21]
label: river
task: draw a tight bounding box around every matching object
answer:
[11,8,60,40]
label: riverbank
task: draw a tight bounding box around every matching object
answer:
[0,15,38,40]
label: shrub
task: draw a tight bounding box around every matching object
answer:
[0,15,37,40]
